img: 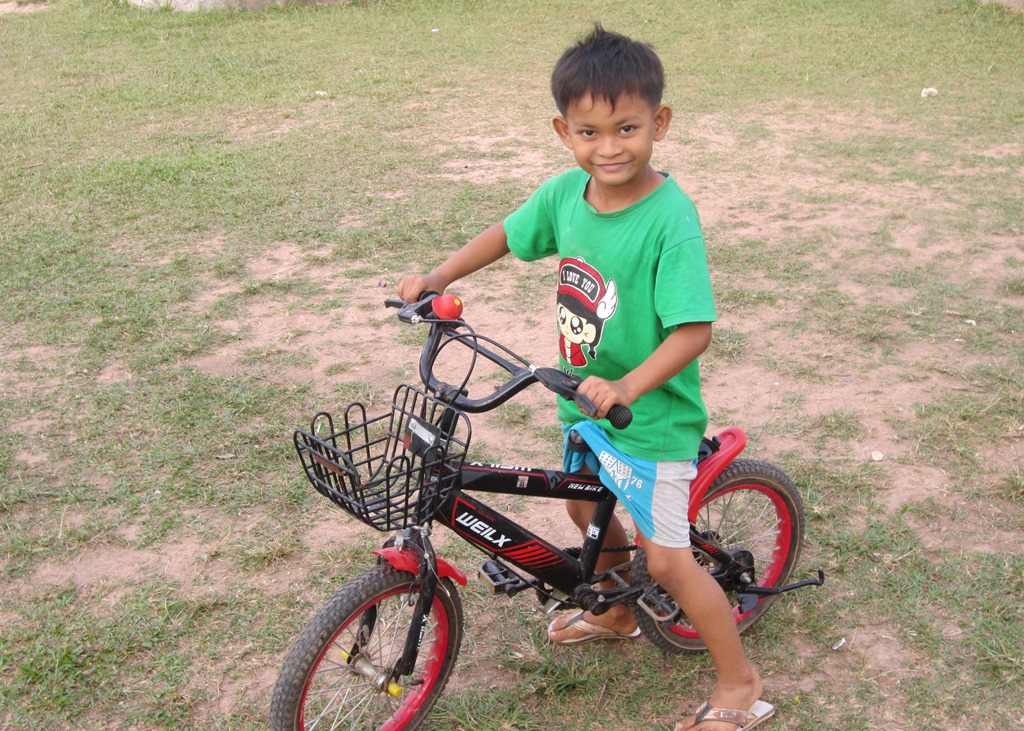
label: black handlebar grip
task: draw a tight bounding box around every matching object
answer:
[607,404,633,430]
[562,380,632,430]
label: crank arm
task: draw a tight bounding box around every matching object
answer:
[739,569,825,597]
[736,570,825,612]
[580,586,644,616]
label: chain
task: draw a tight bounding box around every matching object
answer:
[564,545,638,557]
[603,544,638,553]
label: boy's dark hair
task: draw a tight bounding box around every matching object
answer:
[550,24,664,116]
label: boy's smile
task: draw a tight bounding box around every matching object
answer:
[553,92,672,212]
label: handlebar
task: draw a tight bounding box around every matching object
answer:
[384,293,633,429]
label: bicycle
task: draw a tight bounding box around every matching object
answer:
[269,293,824,731]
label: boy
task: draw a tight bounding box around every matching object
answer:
[398,26,773,731]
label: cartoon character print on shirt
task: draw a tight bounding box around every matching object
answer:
[557,257,617,367]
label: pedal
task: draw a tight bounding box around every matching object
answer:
[477,559,529,596]
[635,587,681,624]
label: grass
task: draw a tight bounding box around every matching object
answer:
[2,0,1023,729]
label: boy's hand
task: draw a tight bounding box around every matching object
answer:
[576,376,637,419]
[397,273,446,302]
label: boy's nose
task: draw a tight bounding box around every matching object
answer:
[598,136,621,158]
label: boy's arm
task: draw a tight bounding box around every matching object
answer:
[397,222,510,301]
[578,322,713,419]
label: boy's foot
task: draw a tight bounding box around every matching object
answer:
[546,610,640,645]
[675,669,766,731]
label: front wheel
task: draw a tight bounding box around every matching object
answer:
[269,565,464,731]
[631,459,805,654]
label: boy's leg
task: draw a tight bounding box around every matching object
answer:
[641,537,763,731]
[548,501,638,642]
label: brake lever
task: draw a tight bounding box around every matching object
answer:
[532,368,633,429]
[385,292,440,323]
[531,367,578,400]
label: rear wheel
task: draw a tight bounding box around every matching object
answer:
[269,565,464,731]
[631,459,804,654]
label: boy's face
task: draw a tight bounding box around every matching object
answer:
[553,93,671,195]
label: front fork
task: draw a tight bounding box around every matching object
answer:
[361,528,440,686]
[393,533,439,679]
[340,529,442,696]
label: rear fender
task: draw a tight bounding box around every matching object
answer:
[373,546,468,586]
[688,427,746,521]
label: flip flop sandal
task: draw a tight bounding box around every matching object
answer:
[678,699,776,731]
[546,611,641,645]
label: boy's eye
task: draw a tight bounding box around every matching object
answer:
[620,125,636,134]
[580,130,596,138]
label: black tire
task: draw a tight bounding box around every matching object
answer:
[631,459,805,654]
[269,565,464,731]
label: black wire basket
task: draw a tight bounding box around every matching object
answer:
[294,384,472,531]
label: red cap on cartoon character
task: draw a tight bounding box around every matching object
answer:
[558,258,606,312]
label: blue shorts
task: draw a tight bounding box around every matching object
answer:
[562,421,698,548]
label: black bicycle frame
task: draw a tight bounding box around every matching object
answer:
[433,463,620,595]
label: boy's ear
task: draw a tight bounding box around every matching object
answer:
[552,116,573,149]
[653,105,672,141]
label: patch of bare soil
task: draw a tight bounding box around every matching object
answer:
[983,0,1024,10]
[0,1,48,13]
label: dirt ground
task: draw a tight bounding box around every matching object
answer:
[3,3,1022,729]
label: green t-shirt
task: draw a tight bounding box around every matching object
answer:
[503,167,717,461]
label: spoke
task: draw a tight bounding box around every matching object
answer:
[309,659,354,682]
[709,493,777,547]
[724,520,779,549]
[714,488,739,533]
[380,601,405,664]
[307,681,368,730]
[305,675,373,700]
[327,682,380,731]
